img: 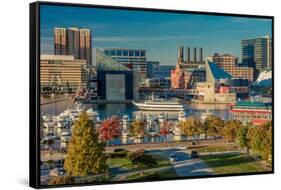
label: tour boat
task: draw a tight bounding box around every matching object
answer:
[133,97,186,111]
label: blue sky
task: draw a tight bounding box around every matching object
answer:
[40,4,272,65]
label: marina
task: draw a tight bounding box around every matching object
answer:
[40,95,231,147]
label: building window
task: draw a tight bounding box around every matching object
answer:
[141,50,145,57]
[129,50,134,56]
[135,50,140,57]
[123,50,128,56]
[117,50,122,56]
[110,50,116,56]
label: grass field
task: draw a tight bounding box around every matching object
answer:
[201,154,271,174]
[189,144,237,153]
[110,154,170,170]
[125,168,178,181]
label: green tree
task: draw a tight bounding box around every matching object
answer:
[130,119,146,138]
[237,125,250,155]
[205,115,225,138]
[64,112,108,177]
[127,150,156,168]
[248,121,272,161]
[223,120,243,142]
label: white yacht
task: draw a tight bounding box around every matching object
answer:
[133,96,186,111]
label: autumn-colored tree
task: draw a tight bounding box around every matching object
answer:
[130,119,146,138]
[179,117,201,139]
[205,115,225,138]
[248,121,272,161]
[64,112,108,177]
[160,121,173,142]
[48,176,75,185]
[99,116,121,145]
[223,120,243,142]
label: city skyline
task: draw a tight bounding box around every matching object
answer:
[40,5,272,65]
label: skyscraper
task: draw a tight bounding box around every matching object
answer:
[79,29,92,66]
[67,27,80,59]
[241,35,272,78]
[54,28,67,55]
[54,27,92,65]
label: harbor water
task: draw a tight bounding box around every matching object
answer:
[41,96,230,145]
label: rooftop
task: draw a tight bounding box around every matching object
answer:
[235,101,270,108]
[95,49,130,71]
[207,61,232,80]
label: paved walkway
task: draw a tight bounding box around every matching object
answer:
[173,159,213,177]
[111,166,172,181]
[149,148,214,177]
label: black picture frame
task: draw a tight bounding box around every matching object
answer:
[30,1,274,189]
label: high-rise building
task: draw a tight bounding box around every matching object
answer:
[210,53,254,82]
[241,35,272,77]
[40,55,87,92]
[66,27,80,59]
[54,28,67,55]
[103,48,147,81]
[54,27,92,65]
[79,29,92,66]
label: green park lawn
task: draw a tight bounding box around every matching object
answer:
[110,154,170,170]
[125,168,178,181]
[201,154,271,175]
[110,153,178,180]
[189,144,237,153]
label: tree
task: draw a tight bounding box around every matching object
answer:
[64,112,108,177]
[205,115,225,138]
[223,120,243,142]
[127,150,156,168]
[179,117,201,139]
[248,121,272,161]
[237,125,250,155]
[159,121,173,142]
[48,176,75,185]
[98,116,121,145]
[130,119,146,138]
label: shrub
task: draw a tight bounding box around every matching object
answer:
[128,150,156,168]
[110,151,128,158]
[48,176,75,185]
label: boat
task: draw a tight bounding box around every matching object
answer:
[86,108,99,121]
[133,96,186,111]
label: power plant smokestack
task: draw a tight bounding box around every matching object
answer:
[193,47,197,63]
[186,47,190,63]
[199,47,203,63]
[178,46,184,62]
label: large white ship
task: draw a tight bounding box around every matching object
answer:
[133,97,186,111]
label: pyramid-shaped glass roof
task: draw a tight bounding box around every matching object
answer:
[207,61,232,80]
[95,48,130,71]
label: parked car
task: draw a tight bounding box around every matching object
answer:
[113,148,126,152]
[177,145,186,150]
[49,168,66,177]
[191,151,199,159]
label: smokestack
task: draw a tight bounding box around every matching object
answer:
[199,47,203,63]
[193,47,197,63]
[178,46,184,62]
[186,47,190,63]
